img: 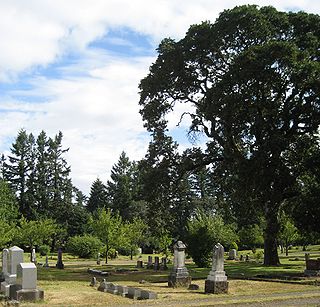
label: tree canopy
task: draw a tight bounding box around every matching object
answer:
[139,5,320,265]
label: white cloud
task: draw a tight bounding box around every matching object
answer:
[0,0,319,194]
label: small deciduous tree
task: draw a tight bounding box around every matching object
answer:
[123,218,148,260]
[15,217,58,261]
[278,215,299,256]
[89,208,123,263]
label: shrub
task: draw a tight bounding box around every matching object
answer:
[38,244,50,256]
[230,241,238,251]
[186,209,238,267]
[66,235,103,258]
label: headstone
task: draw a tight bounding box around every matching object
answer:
[205,243,228,294]
[137,248,142,254]
[43,256,49,268]
[9,263,44,301]
[117,285,128,297]
[160,257,168,270]
[98,279,110,292]
[96,252,101,265]
[304,254,320,276]
[2,249,9,276]
[147,256,153,269]
[106,283,118,295]
[1,246,24,297]
[55,248,64,269]
[140,289,157,299]
[228,249,237,260]
[168,241,191,288]
[90,277,97,287]
[154,256,160,270]
[126,287,142,299]
[31,249,36,264]
[136,260,143,268]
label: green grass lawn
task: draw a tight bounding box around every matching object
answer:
[3,245,320,306]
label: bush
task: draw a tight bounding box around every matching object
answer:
[38,244,50,256]
[186,210,238,267]
[230,241,238,251]
[66,235,103,258]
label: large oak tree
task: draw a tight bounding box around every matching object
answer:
[139,5,320,265]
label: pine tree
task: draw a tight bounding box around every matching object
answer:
[4,129,35,218]
[87,178,108,213]
[107,152,136,221]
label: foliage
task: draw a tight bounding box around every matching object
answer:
[38,244,50,256]
[139,5,320,265]
[89,208,124,263]
[87,178,108,213]
[106,152,144,221]
[154,230,173,258]
[3,129,75,221]
[66,235,103,258]
[0,179,19,222]
[123,218,148,259]
[186,209,238,267]
[238,224,264,250]
[278,214,299,256]
[15,217,58,250]
[0,220,16,249]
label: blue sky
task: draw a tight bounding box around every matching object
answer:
[0,0,319,195]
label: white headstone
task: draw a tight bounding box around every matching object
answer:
[228,249,237,260]
[206,243,227,282]
[31,248,36,263]
[16,263,37,290]
[173,241,186,269]
[8,246,24,275]
[2,249,9,276]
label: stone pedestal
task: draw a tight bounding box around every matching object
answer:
[205,280,228,294]
[9,262,44,301]
[205,243,228,294]
[9,285,44,301]
[168,241,191,288]
[168,268,191,288]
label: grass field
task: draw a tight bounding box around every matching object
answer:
[4,245,320,306]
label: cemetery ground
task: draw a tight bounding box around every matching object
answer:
[5,246,320,307]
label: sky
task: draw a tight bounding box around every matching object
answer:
[0,0,319,196]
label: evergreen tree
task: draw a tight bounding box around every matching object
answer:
[4,129,35,218]
[87,178,108,213]
[107,151,136,221]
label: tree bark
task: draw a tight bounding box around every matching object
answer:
[105,245,108,264]
[264,209,280,266]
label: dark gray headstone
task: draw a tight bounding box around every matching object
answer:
[55,248,64,269]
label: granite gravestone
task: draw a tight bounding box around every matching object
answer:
[205,243,228,294]
[1,246,24,297]
[56,248,64,269]
[10,263,44,301]
[228,249,237,260]
[168,241,191,288]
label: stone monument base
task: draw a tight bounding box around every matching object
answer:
[9,285,44,301]
[168,274,191,288]
[205,280,228,294]
[1,282,11,297]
